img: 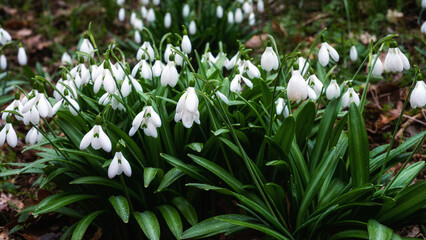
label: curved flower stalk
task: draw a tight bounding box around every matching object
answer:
[410,80,426,109]
[129,106,162,137]
[230,72,253,94]
[326,79,340,100]
[0,118,17,148]
[80,119,112,152]
[108,146,132,179]
[384,44,410,73]
[261,46,279,72]
[287,69,308,102]
[341,87,360,108]
[275,98,289,118]
[26,127,43,145]
[318,42,339,66]
[175,87,200,128]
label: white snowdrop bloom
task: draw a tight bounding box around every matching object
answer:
[129,106,162,137]
[216,91,230,105]
[261,46,279,72]
[249,13,255,26]
[227,11,234,24]
[224,52,239,70]
[275,98,289,117]
[22,106,40,125]
[350,46,358,62]
[235,8,243,24]
[2,96,23,121]
[175,87,201,128]
[147,8,156,23]
[132,58,152,81]
[61,52,72,65]
[133,18,144,31]
[153,0,160,6]
[422,22,426,34]
[79,38,94,59]
[216,5,224,18]
[173,47,184,66]
[70,63,90,85]
[118,8,125,21]
[130,12,137,25]
[243,1,253,14]
[164,44,173,63]
[257,0,264,12]
[341,87,360,108]
[0,28,12,45]
[92,62,117,94]
[26,127,43,145]
[62,95,80,116]
[287,70,308,102]
[141,0,149,5]
[326,80,340,100]
[137,41,155,61]
[181,35,192,54]
[152,60,164,77]
[183,4,190,17]
[0,54,6,70]
[161,60,180,87]
[53,77,77,101]
[384,47,410,73]
[0,122,17,148]
[423,0,426,8]
[371,54,384,77]
[80,124,112,152]
[99,91,125,111]
[134,30,141,44]
[164,12,172,28]
[410,81,426,109]
[318,42,339,66]
[296,57,309,76]
[307,74,323,96]
[18,47,27,66]
[22,92,54,118]
[121,75,142,97]
[230,73,253,93]
[116,0,124,5]
[140,7,147,19]
[112,62,126,81]
[307,86,318,100]
[189,20,197,35]
[108,151,132,179]
[240,60,261,79]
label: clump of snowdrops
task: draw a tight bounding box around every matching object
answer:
[1,26,425,240]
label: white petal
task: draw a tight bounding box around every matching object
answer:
[108,156,120,178]
[6,126,17,147]
[99,128,112,152]
[80,128,94,150]
[121,157,132,177]
[318,44,329,66]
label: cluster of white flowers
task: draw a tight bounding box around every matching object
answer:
[0,27,28,70]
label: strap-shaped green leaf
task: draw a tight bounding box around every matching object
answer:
[109,195,130,223]
[157,205,183,240]
[71,210,105,240]
[367,219,393,240]
[157,167,184,192]
[34,194,95,217]
[134,211,160,240]
[143,167,163,188]
[273,115,295,153]
[172,196,198,226]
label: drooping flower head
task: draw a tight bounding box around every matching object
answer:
[129,105,162,137]
[318,37,339,66]
[0,116,18,148]
[108,143,132,179]
[80,115,112,152]
[287,63,308,102]
[341,87,360,108]
[410,77,426,109]
[175,86,200,128]
[261,45,279,72]
[384,42,410,73]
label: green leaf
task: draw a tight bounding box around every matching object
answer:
[134,211,160,240]
[186,142,204,152]
[34,194,96,217]
[294,101,316,148]
[273,115,295,153]
[71,210,105,240]
[109,195,130,223]
[157,168,184,192]
[160,153,210,183]
[172,196,198,225]
[367,219,393,240]
[329,230,369,240]
[144,168,163,188]
[348,102,369,187]
[157,205,183,240]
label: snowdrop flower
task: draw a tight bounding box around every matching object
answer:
[423,0,426,8]
[384,45,410,73]
[307,87,318,100]
[341,87,360,108]
[26,127,43,145]
[134,30,141,44]
[216,5,223,18]
[0,28,12,45]
[61,93,80,116]
[141,0,149,5]
[181,35,192,54]
[227,11,234,24]
[287,69,308,102]
[243,1,253,14]
[118,8,125,21]
[108,149,132,179]
[230,72,253,93]
[257,0,264,12]
[318,42,339,66]
[129,106,162,137]
[164,12,171,28]
[240,60,261,79]
[183,4,190,17]
[421,22,426,34]
[189,20,196,35]
[99,91,125,110]
[275,98,289,117]
[70,63,90,88]
[173,47,184,66]
[153,0,160,6]
[92,61,117,94]
[80,120,112,152]
[235,8,243,24]
[152,60,164,77]
[410,80,426,109]
[147,8,155,23]
[133,18,144,31]
[297,57,309,76]
[130,12,137,25]
[22,92,54,118]
[137,41,155,62]
[116,0,124,5]
[132,56,152,81]
[121,75,142,97]
[79,38,94,59]
[224,52,239,70]
[371,54,384,77]
[307,74,323,96]
[161,55,180,87]
[261,46,279,72]
[61,52,72,65]
[18,47,27,66]
[175,87,200,128]
[164,44,173,63]
[22,106,40,125]
[0,119,17,148]
[350,46,358,61]
[140,7,147,19]
[2,93,23,121]
[0,54,6,70]
[216,91,230,105]
[249,13,255,26]
[326,80,340,100]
